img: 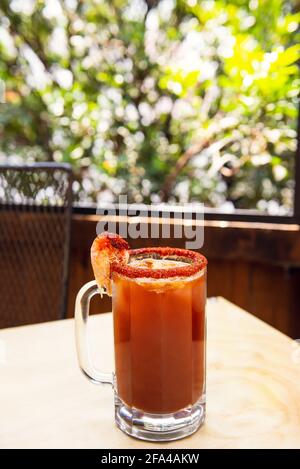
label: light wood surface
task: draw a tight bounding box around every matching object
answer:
[0,297,300,449]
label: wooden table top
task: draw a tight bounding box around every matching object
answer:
[0,297,299,449]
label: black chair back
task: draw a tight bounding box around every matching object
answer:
[0,163,72,328]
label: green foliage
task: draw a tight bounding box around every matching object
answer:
[0,0,299,212]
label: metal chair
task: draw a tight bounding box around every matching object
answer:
[0,163,72,328]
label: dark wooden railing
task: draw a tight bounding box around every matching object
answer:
[68,214,300,338]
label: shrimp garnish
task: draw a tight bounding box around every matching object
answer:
[91,232,129,295]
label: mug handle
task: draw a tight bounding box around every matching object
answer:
[75,280,114,387]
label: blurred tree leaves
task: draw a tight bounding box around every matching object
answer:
[0,0,298,213]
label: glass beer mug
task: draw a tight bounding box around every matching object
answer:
[75,245,207,442]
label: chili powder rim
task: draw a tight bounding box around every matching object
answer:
[112,247,207,279]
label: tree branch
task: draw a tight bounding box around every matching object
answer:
[0,2,59,85]
[161,137,212,201]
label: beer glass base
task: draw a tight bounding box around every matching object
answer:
[115,396,206,442]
